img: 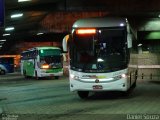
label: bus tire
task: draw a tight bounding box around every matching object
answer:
[23,70,28,78]
[77,91,89,99]
[55,76,59,79]
[35,71,39,80]
[132,81,136,89]
[122,90,130,97]
[132,70,137,89]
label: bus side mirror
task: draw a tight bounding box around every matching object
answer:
[62,34,70,53]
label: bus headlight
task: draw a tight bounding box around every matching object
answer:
[113,74,127,80]
[41,64,49,69]
[70,74,80,80]
[121,74,127,78]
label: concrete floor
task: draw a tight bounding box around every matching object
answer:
[0,73,160,120]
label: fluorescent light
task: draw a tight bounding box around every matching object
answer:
[3,33,11,36]
[11,13,23,18]
[5,27,15,31]
[18,0,31,2]
[97,58,104,62]
[0,40,6,42]
[0,45,2,47]
[37,33,44,35]
[138,43,142,46]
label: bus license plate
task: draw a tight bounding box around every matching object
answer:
[93,85,103,90]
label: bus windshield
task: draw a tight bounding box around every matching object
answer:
[39,49,61,56]
[71,28,129,73]
[39,49,62,68]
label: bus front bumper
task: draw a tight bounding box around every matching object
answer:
[40,72,63,77]
[70,78,129,92]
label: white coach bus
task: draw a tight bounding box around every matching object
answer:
[63,17,138,99]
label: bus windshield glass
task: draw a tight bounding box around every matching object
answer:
[39,49,62,68]
[71,28,128,73]
[39,49,61,56]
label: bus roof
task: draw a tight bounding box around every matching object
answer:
[72,17,127,28]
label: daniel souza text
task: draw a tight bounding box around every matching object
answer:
[127,114,160,120]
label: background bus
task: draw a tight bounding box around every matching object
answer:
[0,57,14,75]
[20,47,63,79]
[63,17,138,99]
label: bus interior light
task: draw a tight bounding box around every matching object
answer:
[76,29,96,34]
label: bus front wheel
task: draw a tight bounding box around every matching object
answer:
[77,91,89,99]
[23,70,28,78]
[35,71,39,80]
[55,76,59,79]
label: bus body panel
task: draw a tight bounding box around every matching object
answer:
[23,60,35,76]
[69,68,132,92]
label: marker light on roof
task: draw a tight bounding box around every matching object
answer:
[76,29,96,34]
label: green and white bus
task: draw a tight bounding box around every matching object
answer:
[20,47,63,79]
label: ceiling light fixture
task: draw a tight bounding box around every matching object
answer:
[5,27,15,31]
[0,40,6,42]
[11,13,23,18]
[3,33,11,36]
[18,0,31,2]
[37,33,44,35]
[138,43,142,46]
